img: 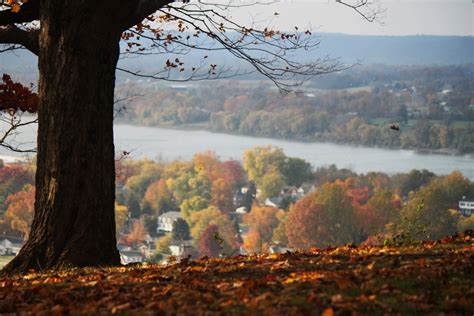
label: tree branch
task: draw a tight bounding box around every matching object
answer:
[0,0,39,26]
[0,25,38,55]
[119,0,176,32]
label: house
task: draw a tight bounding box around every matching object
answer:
[120,250,145,265]
[264,197,283,208]
[458,199,474,217]
[157,211,182,232]
[233,189,245,207]
[169,240,194,258]
[280,186,305,199]
[268,245,293,254]
[235,207,248,214]
[0,236,24,255]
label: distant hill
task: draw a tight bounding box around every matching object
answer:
[316,33,473,65]
[1,33,472,81]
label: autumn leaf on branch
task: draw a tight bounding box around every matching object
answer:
[0,74,38,113]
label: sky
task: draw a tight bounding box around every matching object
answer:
[225,0,473,36]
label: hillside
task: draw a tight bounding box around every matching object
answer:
[0,233,472,314]
[1,33,472,82]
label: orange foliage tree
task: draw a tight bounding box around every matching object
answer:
[286,181,360,249]
[243,206,285,253]
[5,184,35,239]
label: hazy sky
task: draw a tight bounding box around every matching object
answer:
[226,0,473,36]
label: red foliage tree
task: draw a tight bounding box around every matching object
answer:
[0,74,38,113]
[0,163,34,213]
[199,224,221,257]
[286,197,329,249]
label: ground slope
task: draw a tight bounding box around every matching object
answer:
[0,233,472,315]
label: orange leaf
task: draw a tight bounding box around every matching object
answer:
[11,4,20,13]
[322,307,334,316]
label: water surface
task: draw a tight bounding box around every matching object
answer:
[1,124,473,179]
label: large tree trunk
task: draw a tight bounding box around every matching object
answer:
[3,2,122,274]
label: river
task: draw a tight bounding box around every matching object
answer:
[1,124,473,179]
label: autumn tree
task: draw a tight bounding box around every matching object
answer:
[401,171,474,240]
[143,179,176,215]
[366,189,400,233]
[0,163,34,214]
[114,203,129,237]
[189,206,237,254]
[127,220,147,248]
[198,224,221,257]
[5,184,35,239]
[286,182,359,249]
[0,0,376,273]
[242,205,284,253]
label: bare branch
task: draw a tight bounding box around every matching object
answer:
[0,111,37,153]
[336,0,382,23]
[118,1,359,91]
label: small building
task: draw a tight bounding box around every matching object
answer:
[268,245,293,254]
[0,236,23,255]
[459,199,474,217]
[157,211,182,233]
[264,197,283,208]
[280,186,305,199]
[120,250,145,265]
[233,190,245,207]
[235,206,248,214]
[169,240,194,258]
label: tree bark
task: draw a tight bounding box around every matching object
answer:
[3,2,122,274]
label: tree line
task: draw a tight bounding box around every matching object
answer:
[116,65,474,153]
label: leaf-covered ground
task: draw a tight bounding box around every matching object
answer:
[0,234,473,315]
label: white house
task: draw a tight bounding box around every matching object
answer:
[0,237,23,255]
[264,197,282,208]
[120,250,144,265]
[157,211,182,232]
[169,240,194,258]
[459,199,474,217]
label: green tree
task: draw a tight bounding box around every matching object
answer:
[155,235,172,255]
[281,157,312,187]
[399,169,435,197]
[142,214,158,237]
[401,172,473,240]
[126,194,141,219]
[180,196,209,220]
[172,218,191,241]
[366,189,400,234]
[114,203,129,236]
[260,169,286,199]
[398,104,408,123]
[243,146,285,183]
[125,161,162,198]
